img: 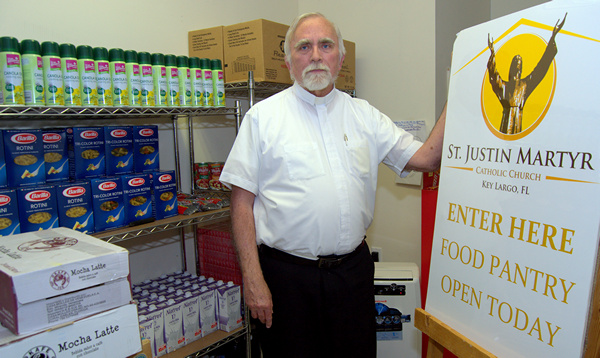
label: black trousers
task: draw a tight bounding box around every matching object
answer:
[256,243,376,358]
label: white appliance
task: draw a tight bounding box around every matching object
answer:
[374,262,422,358]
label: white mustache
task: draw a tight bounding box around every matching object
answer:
[302,63,331,77]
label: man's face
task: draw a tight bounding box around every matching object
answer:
[286,16,345,96]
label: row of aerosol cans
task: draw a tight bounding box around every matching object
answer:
[0,36,225,108]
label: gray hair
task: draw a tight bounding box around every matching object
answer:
[284,12,346,63]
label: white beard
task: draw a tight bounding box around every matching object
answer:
[298,63,336,91]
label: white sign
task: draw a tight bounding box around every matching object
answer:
[425,1,600,357]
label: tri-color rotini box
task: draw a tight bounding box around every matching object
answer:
[151,170,177,220]
[67,127,106,180]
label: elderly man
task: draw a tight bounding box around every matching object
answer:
[220,12,446,357]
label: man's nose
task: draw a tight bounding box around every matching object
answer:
[310,46,322,62]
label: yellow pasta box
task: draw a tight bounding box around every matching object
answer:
[66,127,106,180]
[56,181,94,234]
[16,185,58,233]
[42,129,69,183]
[0,189,20,236]
[90,177,125,232]
[3,130,46,188]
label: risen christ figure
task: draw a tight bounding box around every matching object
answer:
[487,14,566,134]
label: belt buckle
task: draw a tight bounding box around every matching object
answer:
[318,257,343,269]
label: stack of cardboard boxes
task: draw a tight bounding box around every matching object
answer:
[188,18,355,90]
[0,228,144,357]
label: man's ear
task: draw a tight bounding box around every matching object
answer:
[285,60,291,71]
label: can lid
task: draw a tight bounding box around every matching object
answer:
[59,43,77,58]
[76,45,94,60]
[108,48,125,62]
[20,39,41,55]
[124,50,138,63]
[151,53,165,66]
[41,41,60,57]
[199,58,211,69]
[164,54,177,67]
[189,57,201,69]
[176,55,189,68]
[93,47,109,61]
[211,59,222,70]
[138,51,151,65]
[0,36,19,53]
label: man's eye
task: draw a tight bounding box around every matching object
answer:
[300,45,309,51]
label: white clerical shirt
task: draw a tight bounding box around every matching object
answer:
[220,83,422,259]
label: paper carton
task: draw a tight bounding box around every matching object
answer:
[224,19,291,84]
[188,26,225,65]
[0,303,142,358]
[0,227,129,335]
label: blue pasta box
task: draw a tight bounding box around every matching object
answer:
[90,177,125,233]
[122,173,153,225]
[67,127,105,180]
[42,129,69,183]
[0,130,6,189]
[105,126,134,176]
[17,185,58,233]
[56,181,94,234]
[151,170,178,220]
[3,130,46,188]
[0,189,20,236]
[133,125,160,173]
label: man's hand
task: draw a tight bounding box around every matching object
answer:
[244,275,274,328]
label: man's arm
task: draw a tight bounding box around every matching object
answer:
[230,185,274,328]
[404,103,447,173]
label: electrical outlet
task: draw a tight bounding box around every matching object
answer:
[371,246,382,262]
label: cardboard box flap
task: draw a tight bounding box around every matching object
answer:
[0,304,141,357]
[0,228,129,304]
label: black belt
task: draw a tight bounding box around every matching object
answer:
[259,240,366,269]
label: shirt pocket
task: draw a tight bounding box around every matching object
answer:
[284,142,325,180]
[346,139,370,177]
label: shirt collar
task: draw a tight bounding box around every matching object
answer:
[292,82,337,106]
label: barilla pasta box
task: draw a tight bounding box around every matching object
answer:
[56,181,94,234]
[133,125,160,173]
[0,130,6,188]
[151,170,177,220]
[90,177,125,233]
[67,127,105,180]
[105,126,134,176]
[0,189,20,236]
[3,129,46,187]
[122,173,152,225]
[42,129,69,183]
[0,227,130,335]
[0,303,141,357]
[16,185,58,233]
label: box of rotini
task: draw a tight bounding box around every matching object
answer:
[2,129,46,188]
[133,125,160,173]
[90,177,125,233]
[104,126,133,176]
[0,189,20,236]
[151,170,177,220]
[122,173,152,225]
[42,129,69,183]
[16,185,58,233]
[0,130,6,189]
[56,181,94,234]
[66,127,105,180]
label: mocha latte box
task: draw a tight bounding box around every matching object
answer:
[0,227,130,335]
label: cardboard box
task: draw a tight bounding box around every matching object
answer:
[0,303,142,358]
[337,40,355,90]
[129,339,153,358]
[224,19,291,84]
[43,129,69,183]
[56,181,95,234]
[0,227,130,335]
[91,177,126,232]
[17,185,59,233]
[3,129,46,187]
[5,277,132,336]
[188,26,225,65]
